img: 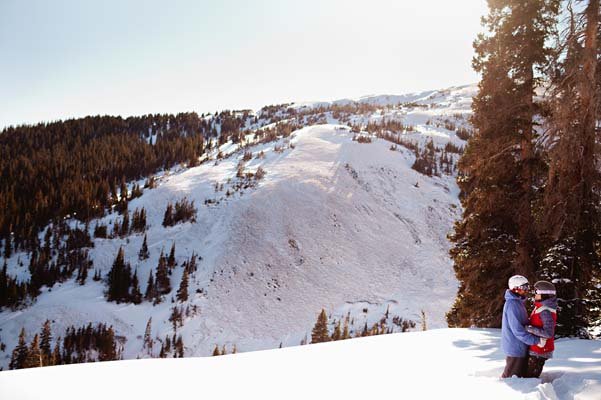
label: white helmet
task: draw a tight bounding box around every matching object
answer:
[508,275,529,290]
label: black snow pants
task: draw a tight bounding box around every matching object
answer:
[501,356,527,378]
[525,355,547,378]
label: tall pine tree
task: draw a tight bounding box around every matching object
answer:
[448,0,559,327]
[539,0,600,337]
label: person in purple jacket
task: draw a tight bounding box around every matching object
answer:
[500,275,546,378]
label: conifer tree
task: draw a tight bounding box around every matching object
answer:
[169,306,183,331]
[107,247,132,303]
[175,335,184,358]
[138,234,150,260]
[121,212,130,236]
[162,203,174,227]
[361,322,369,337]
[342,320,350,340]
[130,269,142,304]
[212,344,220,356]
[112,220,120,238]
[140,208,147,229]
[447,0,560,328]
[155,253,171,295]
[51,337,61,366]
[4,236,11,259]
[145,270,156,301]
[76,260,88,285]
[23,334,41,369]
[120,180,128,202]
[188,252,197,274]
[40,320,52,366]
[131,184,143,199]
[331,321,342,341]
[176,269,189,302]
[164,335,171,354]
[311,309,330,344]
[540,0,600,337]
[167,242,176,269]
[99,326,118,362]
[9,327,28,370]
[143,317,153,354]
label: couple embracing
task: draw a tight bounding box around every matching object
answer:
[501,275,558,379]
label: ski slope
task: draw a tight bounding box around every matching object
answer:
[0,84,474,367]
[1,328,599,400]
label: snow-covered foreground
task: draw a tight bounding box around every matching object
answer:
[1,328,599,400]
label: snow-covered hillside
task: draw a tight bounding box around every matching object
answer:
[0,84,476,368]
[1,328,599,400]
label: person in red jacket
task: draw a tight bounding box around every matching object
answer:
[525,280,558,378]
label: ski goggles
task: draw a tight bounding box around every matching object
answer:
[535,289,556,295]
[516,283,530,291]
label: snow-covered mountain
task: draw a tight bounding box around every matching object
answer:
[0,84,477,368]
[2,328,599,400]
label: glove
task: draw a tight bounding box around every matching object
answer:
[537,338,547,348]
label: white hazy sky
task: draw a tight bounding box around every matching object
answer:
[0,0,488,128]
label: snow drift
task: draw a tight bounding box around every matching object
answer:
[1,328,599,400]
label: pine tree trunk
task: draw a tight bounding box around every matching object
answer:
[516,61,536,279]
[574,0,599,323]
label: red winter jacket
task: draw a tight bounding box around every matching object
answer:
[528,300,557,356]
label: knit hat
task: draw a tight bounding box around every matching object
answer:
[534,280,556,295]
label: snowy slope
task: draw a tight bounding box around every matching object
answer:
[1,328,599,400]
[0,84,476,368]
